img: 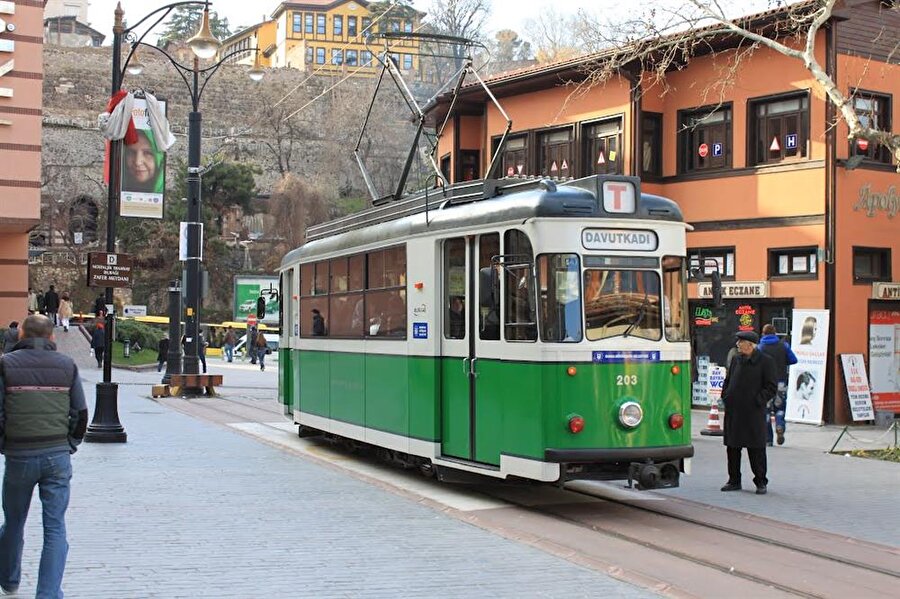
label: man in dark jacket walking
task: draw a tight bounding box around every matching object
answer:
[0,314,88,597]
[157,336,170,373]
[758,323,798,446]
[43,285,60,327]
[720,330,778,495]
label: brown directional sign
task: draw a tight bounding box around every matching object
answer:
[87,252,133,288]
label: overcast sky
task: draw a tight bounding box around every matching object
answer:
[87,0,604,44]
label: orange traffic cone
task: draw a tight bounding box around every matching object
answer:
[700,402,724,436]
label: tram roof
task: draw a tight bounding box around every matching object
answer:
[281,176,684,266]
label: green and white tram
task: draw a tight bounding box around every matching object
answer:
[278,175,694,488]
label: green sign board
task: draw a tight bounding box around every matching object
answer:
[233,276,280,325]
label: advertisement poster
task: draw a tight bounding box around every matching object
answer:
[233,276,280,326]
[707,365,727,407]
[786,309,830,425]
[120,97,166,219]
[839,354,875,421]
[869,309,900,413]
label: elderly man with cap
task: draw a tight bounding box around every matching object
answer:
[720,330,778,495]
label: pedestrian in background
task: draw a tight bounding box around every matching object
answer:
[758,323,798,446]
[27,288,38,314]
[44,285,60,327]
[248,326,258,365]
[0,314,88,598]
[36,289,46,315]
[58,294,74,332]
[2,322,18,355]
[720,330,777,495]
[223,326,236,363]
[181,333,208,373]
[157,336,170,373]
[91,321,106,368]
[255,332,269,372]
[92,294,106,318]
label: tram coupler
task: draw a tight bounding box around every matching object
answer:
[627,460,681,490]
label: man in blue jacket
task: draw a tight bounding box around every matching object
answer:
[0,314,88,597]
[758,323,798,446]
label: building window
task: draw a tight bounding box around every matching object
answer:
[440,153,451,182]
[402,54,413,70]
[403,20,413,33]
[346,49,358,66]
[498,135,528,177]
[333,15,343,36]
[362,17,372,32]
[750,92,809,165]
[688,247,735,281]
[305,13,313,34]
[850,90,892,164]
[332,49,343,65]
[316,47,325,64]
[769,247,818,278]
[583,118,622,176]
[679,105,732,173]
[390,53,400,67]
[361,50,373,66]
[538,128,573,177]
[853,247,891,283]
[316,14,326,35]
[293,13,302,33]
[306,46,313,64]
[390,19,400,32]
[641,112,662,178]
[348,16,357,37]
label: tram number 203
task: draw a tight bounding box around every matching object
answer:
[616,375,638,386]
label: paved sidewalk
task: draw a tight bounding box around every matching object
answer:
[1,334,654,598]
[667,409,900,547]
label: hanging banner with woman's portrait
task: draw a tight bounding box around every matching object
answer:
[120,97,166,219]
[786,309,830,425]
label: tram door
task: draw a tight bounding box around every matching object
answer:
[440,234,499,463]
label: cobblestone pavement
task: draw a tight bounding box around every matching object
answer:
[666,409,900,547]
[1,331,655,598]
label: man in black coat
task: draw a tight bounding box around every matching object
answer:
[720,330,778,495]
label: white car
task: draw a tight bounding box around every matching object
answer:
[238,299,257,314]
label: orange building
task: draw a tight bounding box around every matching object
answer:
[427,1,899,424]
[0,1,43,324]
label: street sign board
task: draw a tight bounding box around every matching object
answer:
[124,304,147,317]
[87,252,133,288]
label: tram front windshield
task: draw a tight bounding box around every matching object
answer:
[583,269,661,341]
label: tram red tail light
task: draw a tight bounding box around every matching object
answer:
[568,415,585,434]
[668,413,685,430]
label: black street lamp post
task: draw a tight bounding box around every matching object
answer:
[87,0,263,439]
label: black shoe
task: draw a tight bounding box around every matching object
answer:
[1,583,19,595]
[756,485,767,495]
[720,483,741,492]
[766,442,773,447]
[776,427,785,445]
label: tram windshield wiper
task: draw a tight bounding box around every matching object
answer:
[622,294,649,338]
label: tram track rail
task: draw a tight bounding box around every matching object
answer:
[160,392,899,598]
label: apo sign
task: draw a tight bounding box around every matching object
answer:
[0,1,15,123]
[581,228,658,251]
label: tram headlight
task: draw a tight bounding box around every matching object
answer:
[618,401,643,429]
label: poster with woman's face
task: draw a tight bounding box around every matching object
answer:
[120,98,166,219]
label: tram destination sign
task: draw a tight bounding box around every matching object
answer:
[582,228,658,251]
[87,252,134,288]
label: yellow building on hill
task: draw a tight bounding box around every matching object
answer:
[222,1,422,77]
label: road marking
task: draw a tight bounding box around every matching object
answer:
[229,421,510,512]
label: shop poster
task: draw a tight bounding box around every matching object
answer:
[839,354,875,421]
[786,309,830,425]
[869,309,900,413]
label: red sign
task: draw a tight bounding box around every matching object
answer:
[246,314,258,326]
[698,143,709,158]
[857,138,870,151]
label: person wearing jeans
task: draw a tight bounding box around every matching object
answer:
[758,323,798,446]
[0,314,88,598]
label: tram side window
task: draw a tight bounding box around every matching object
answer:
[503,230,537,342]
[584,269,662,341]
[299,261,329,337]
[537,254,582,343]
[329,256,365,337]
[444,238,466,340]
[662,256,690,341]
[366,245,407,338]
